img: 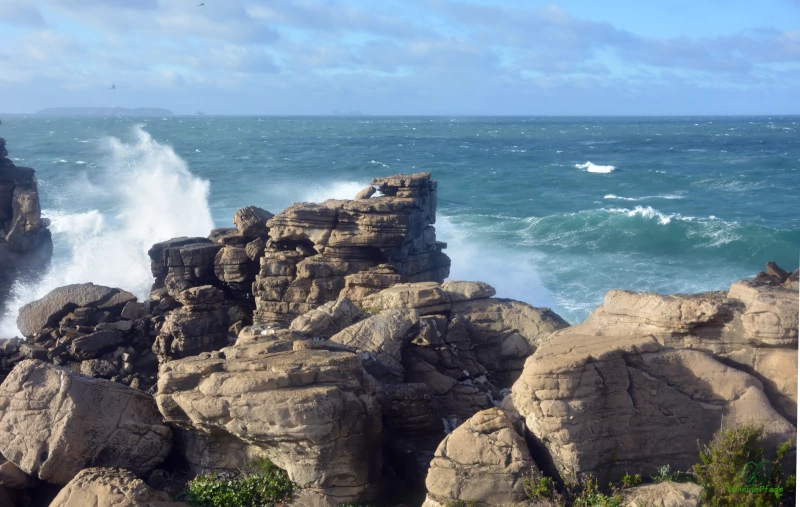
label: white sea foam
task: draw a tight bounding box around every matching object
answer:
[604,194,685,201]
[575,161,615,173]
[302,181,368,203]
[0,126,214,337]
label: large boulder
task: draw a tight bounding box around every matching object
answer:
[618,481,703,507]
[49,467,188,507]
[0,360,172,484]
[510,332,795,482]
[152,305,229,362]
[289,297,367,339]
[16,283,136,337]
[155,339,383,504]
[422,408,541,507]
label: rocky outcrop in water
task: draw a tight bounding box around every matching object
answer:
[8,283,161,390]
[0,170,796,507]
[254,173,450,326]
[0,137,53,316]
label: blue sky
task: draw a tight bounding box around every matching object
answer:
[0,0,799,115]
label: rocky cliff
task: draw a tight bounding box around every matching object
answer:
[0,137,53,317]
[0,171,796,507]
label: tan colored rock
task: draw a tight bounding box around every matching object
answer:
[289,297,367,339]
[722,347,798,423]
[0,360,172,485]
[0,458,35,489]
[329,309,419,380]
[728,280,798,346]
[156,342,382,504]
[362,282,451,313]
[153,306,229,362]
[233,205,273,238]
[619,481,703,507]
[354,185,376,200]
[510,332,794,482]
[49,467,188,507]
[424,408,540,506]
[442,281,496,302]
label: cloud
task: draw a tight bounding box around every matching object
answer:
[0,2,46,26]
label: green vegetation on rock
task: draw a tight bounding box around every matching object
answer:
[179,458,296,507]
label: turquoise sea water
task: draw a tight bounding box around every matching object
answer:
[1,115,798,333]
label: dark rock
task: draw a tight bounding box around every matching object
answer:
[68,331,124,360]
[19,343,48,361]
[766,261,791,282]
[17,283,136,338]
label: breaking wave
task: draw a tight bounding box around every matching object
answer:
[0,126,214,337]
[575,161,615,173]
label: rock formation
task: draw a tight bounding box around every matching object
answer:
[11,283,160,390]
[509,262,798,484]
[0,359,172,485]
[0,168,795,507]
[50,467,188,507]
[155,334,383,505]
[422,408,541,507]
[254,173,450,326]
[0,137,52,316]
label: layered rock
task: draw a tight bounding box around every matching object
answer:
[422,408,541,507]
[12,283,160,390]
[155,334,383,504]
[511,308,797,479]
[287,280,568,488]
[50,467,188,507]
[254,173,450,325]
[0,137,52,313]
[0,360,172,485]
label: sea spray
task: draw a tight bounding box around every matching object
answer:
[0,126,214,337]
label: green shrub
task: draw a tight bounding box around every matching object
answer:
[692,425,793,506]
[445,501,478,507]
[179,458,295,507]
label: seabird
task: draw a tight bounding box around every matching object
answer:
[111,84,116,90]
[197,2,204,6]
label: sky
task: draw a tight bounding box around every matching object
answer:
[0,0,799,115]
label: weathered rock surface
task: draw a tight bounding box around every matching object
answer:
[510,331,795,482]
[253,173,450,325]
[0,138,53,313]
[233,205,273,238]
[0,360,172,485]
[289,297,367,339]
[49,467,188,507]
[156,339,382,504]
[16,283,135,338]
[423,408,540,506]
[619,481,703,507]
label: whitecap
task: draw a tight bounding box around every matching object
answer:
[0,126,214,337]
[575,161,615,173]
[75,161,87,165]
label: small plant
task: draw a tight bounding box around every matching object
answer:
[619,472,642,489]
[692,425,793,506]
[445,501,479,507]
[572,474,622,507]
[179,457,296,507]
[650,464,693,483]
[524,475,558,499]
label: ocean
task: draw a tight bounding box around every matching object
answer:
[1,115,798,336]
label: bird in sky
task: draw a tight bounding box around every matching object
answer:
[110,84,116,90]
[198,2,204,6]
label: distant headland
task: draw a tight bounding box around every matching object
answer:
[36,107,174,117]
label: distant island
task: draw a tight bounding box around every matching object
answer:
[37,107,174,117]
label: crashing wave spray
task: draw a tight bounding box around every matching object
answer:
[0,126,214,337]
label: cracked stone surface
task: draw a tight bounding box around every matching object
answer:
[155,340,382,504]
[423,408,540,506]
[0,360,172,485]
[510,332,795,482]
[50,467,189,507]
